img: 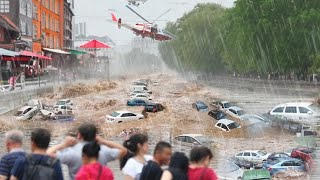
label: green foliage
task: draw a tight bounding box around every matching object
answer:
[159,0,320,75]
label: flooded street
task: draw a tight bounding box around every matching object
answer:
[1,72,316,179]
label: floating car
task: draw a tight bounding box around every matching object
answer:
[173,134,214,147]
[266,152,291,162]
[210,101,234,109]
[144,103,164,112]
[228,106,246,116]
[53,105,73,115]
[235,150,270,163]
[215,119,241,132]
[242,169,271,180]
[127,99,148,106]
[208,110,226,120]
[51,115,75,122]
[55,99,73,106]
[263,158,306,176]
[130,93,153,101]
[192,101,209,112]
[106,111,144,123]
[15,106,38,120]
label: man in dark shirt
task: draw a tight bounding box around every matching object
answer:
[10,128,64,180]
[0,130,25,180]
[140,141,172,180]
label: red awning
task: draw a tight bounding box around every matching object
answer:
[20,51,52,60]
[2,56,31,61]
[80,40,111,49]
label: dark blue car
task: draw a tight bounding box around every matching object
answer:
[127,99,148,106]
[208,110,226,120]
[192,101,209,112]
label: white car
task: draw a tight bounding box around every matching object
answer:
[130,93,152,101]
[15,106,38,120]
[269,102,320,123]
[235,150,270,163]
[215,119,241,132]
[106,111,144,123]
[227,106,245,116]
[210,101,234,109]
[173,134,214,147]
[56,99,73,106]
[53,105,73,114]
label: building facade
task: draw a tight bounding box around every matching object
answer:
[32,0,64,54]
[0,0,33,51]
[63,0,73,49]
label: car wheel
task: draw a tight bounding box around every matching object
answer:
[118,121,123,123]
[139,117,143,119]
[58,111,62,115]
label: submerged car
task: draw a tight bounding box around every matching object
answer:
[208,110,226,120]
[173,134,214,147]
[192,101,209,112]
[106,111,144,123]
[269,102,320,123]
[144,103,164,112]
[210,101,234,109]
[130,93,153,101]
[127,99,148,106]
[242,169,271,180]
[51,115,75,122]
[55,99,73,106]
[228,106,246,116]
[263,158,306,176]
[15,106,38,120]
[235,150,270,164]
[266,152,290,162]
[53,105,73,115]
[215,119,241,132]
[216,160,244,180]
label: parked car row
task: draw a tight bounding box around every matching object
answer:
[105,79,164,123]
[231,147,315,178]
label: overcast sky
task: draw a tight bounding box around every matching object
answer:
[74,0,235,45]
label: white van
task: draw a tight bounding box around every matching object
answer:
[132,85,152,94]
[269,102,320,123]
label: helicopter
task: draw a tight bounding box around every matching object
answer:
[111,5,175,41]
[127,0,147,7]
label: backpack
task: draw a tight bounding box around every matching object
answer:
[22,154,57,180]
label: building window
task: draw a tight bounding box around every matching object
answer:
[27,3,32,18]
[0,0,9,13]
[51,18,54,31]
[33,24,38,39]
[56,1,59,14]
[20,20,27,35]
[33,4,38,20]
[56,20,59,32]
[42,12,46,29]
[46,14,49,29]
[20,0,26,15]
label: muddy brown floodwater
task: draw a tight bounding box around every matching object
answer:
[0,72,316,179]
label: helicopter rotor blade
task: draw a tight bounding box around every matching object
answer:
[152,9,171,24]
[125,5,151,24]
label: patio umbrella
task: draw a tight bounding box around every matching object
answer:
[79,40,110,49]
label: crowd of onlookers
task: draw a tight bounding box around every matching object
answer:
[0,123,218,180]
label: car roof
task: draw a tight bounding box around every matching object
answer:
[133,93,148,96]
[176,134,205,138]
[18,106,32,111]
[274,102,313,107]
[243,169,270,178]
[58,99,70,101]
[114,110,134,114]
[217,119,236,125]
[228,106,243,111]
[221,101,230,104]
[196,101,206,105]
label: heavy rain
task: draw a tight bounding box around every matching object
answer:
[0,0,319,180]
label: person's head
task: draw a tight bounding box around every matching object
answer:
[77,123,97,141]
[190,146,213,167]
[169,152,189,174]
[82,141,100,165]
[31,128,51,152]
[5,130,23,152]
[120,134,148,169]
[153,141,172,166]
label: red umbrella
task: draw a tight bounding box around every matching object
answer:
[80,40,110,49]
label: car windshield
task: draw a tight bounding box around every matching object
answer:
[198,104,208,109]
[257,151,267,156]
[308,104,320,113]
[56,101,66,105]
[224,103,232,108]
[227,122,240,129]
[110,112,120,117]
